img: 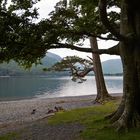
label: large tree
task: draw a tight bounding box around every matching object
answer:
[47,0,113,102]
[101,0,140,131]
[43,0,140,130]
[48,37,111,103]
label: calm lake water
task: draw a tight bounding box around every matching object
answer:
[0,76,123,101]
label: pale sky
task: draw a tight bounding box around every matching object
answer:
[35,0,120,62]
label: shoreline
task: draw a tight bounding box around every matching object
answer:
[0,94,96,103]
[0,93,122,134]
[0,92,122,103]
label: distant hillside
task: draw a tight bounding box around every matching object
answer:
[0,52,62,76]
[102,59,123,74]
[0,56,123,76]
[42,52,62,67]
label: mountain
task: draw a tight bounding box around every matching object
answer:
[0,56,123,76]
[101,59,123,74]
[0,52,62,76]
[41,52,62,67]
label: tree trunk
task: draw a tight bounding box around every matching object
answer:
[111,46,140,131]
[90,37,111,102]
[107,0,140,130]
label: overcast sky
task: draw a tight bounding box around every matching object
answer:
[35,0,120,62]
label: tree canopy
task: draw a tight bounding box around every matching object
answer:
[42,0,120,54]
[0,0,120,68]
[0,0,47,68]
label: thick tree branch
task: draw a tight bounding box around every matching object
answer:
[92,43,120,55]
[78,67,94,77]
[47,43,93,53]
[99,0,124,41]
[47,42,120,55]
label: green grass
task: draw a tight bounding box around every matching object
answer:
[48,100,140,140]
[48,101,118,125]
[0,132,18,140]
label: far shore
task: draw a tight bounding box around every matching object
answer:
[0,93,122,134]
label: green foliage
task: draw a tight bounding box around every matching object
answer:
[0,0,45,68]
[49,0,102,43]
[47,0,120,45]
[0,0,121,68]
[46,55,92,82]
[47,56,92,71]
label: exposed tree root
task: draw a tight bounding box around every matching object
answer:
[113,119,129,132]
[110,104,125,123]
[105,96,124,121]
[104,94,140,132]
[93,94,117,105]
[109,110,140,132]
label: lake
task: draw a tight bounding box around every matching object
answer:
[0,76,123,101]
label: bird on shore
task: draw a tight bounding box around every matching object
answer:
[54,106,64,112]
[31,109,36,115]
[47,106,65,114]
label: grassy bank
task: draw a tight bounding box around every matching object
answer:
[47,99,140,140]
[0,98,140,140]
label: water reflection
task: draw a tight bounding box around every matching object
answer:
[0,76,123,100]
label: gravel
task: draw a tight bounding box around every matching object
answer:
[0,93,122,139]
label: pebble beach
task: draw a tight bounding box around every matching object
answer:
[0,93,122,135]
[0,95,97,125]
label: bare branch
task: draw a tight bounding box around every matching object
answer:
[87,56,93,61]
[99,0,124,41]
